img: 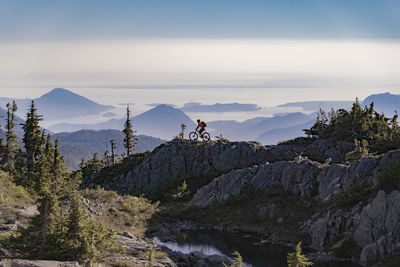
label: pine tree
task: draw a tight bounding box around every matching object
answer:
[109,139,116,164]
[52,138,65,191]
[3,101,19,171]
[287,242,313,267]
[64,195,123,265]
[122,106,137,157]
[22,100,44,181]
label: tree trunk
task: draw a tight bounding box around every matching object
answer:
[39,201,49,255]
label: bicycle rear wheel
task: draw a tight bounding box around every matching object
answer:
[202,132,211,142]
[189,132,198,141]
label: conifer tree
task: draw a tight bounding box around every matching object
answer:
[110,139,116,164]
[287,242,313,267]
[22,100,44,180]
[122,106,137,157]
[64,194,123,265]
[52,138,65,191]
[3,101,19,171]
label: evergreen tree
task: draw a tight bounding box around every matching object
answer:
[287,242,313,267]
[109,139,116,164]
[52,138,65,191]
[122,106,137,157]
[64,195,123,265]
[22,100,44,181]
[2,101,19,171]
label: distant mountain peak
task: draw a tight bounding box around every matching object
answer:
[39,88,90,100]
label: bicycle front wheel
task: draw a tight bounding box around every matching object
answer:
[189,132,198,141]
[202,132,211,142]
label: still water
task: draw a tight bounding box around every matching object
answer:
[155,229,360,267]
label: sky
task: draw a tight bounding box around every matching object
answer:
[0,0,400,121]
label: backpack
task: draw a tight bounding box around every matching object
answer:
[201,121,207,127]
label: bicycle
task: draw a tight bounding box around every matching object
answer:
[189,130,211,142]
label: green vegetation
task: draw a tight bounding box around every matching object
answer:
[345,139,369,163]
[2,101,19,172]
[146,171,222,203]
[122,105,138,157]
[287,242,313,267]
[81,151,149,185]
[373,254,400,267]
[163,187,314,244]
[377,158,400,193]
[278,137,316,146]
[0,100,127,265]
[142,245,168,267]
[215,133,230,143]
[0,170,34,225]
[326,237,361,259]
[224,251,243,267]
[304,100,400,155]
[81,188,159,235]
[332,183,373,210]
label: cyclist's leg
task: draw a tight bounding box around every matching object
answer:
[199,127,205,137]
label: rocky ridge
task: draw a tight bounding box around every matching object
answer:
[83,139,353,194]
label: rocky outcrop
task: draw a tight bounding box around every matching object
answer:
[355,190,400,266]
[84,140,272,194]
[83,139,353,195]
[190,149,400,208]
[301,190,400,265]
[190,160,321,207]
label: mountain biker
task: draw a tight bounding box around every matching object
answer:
[196,119,207,138]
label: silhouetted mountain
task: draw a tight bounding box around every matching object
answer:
[256,120,315,144]
[53,129,165,170]
[362,92,400,117]
[133,104,196,138]
[208,112,315,141]
[181,102,261,112]
[0,88,114,120]
[36,88,114,120]
[278,101,353,112]
[49,104,196,140]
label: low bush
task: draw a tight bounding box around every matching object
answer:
[377,159,400,193]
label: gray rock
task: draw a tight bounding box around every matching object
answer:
[258,203,280,219]
[355,190,400,266]
[123,231,135,239]
[190,159,321,207]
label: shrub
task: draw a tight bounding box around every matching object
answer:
[332,183,372,210]
[287,241,313,267]
[377,159,400,193]
[345,139,369,163]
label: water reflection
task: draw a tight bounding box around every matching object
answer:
[155,230,361,267]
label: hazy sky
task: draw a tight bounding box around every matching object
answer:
[1,0,400,114]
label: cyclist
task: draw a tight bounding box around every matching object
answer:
[196,119,207,138]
